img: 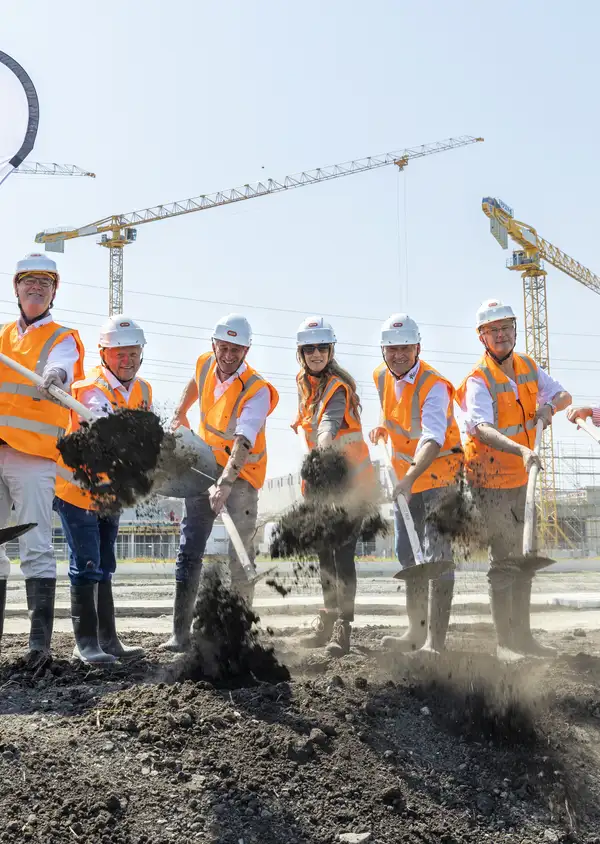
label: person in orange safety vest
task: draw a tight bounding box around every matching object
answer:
[54,315,151,665]
[161,313,278,652]
[456,298,571,662]
[369,313,462,655]
[0,253,84,662]
[293,316,375,658]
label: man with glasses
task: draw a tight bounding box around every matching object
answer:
[456,299,571,661]
[161,313,278,652]
[0,253,84,660]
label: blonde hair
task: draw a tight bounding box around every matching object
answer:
[297,347,361,418]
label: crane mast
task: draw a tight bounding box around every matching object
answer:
[36,136,483,315]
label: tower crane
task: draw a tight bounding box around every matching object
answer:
[15,162,96,178]
[482,197,600,545]
[35,135,483,315]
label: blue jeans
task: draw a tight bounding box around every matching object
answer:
[55,498,120,585]
[394,486,454,580]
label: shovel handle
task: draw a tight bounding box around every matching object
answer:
[0,351,94,423]
[577,416,600,445]
[523,419,544,556]
[220,505,256,580]
[378,439,424,565]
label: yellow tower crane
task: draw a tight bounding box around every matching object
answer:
[482,197,600,545]
[15,162,96,177]
[35,135,483,315]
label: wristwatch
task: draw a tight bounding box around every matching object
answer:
[544,401,557,416]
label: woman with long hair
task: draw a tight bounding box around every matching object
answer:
[293,316,374,656]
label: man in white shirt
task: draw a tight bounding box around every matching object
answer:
[161,314,278,652]
[456,299,571,661]
[370,314,463,654]
[0,253,84,661]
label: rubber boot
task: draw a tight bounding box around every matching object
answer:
[513,576,557,658]
[326,619,351,658]
[159,570,201,653]
[420,577,454,654]
[0,579,6,653]
[97,580,145,659]
[489,581,525,663]
[25,578,56,657]
[381,577,428,652]
[299,609,337,649]
[71,582,117,665]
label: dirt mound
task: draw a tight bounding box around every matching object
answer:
[58,409,165,513]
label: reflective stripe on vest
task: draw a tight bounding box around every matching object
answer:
[198,355,265,440]
[0,415,65,438]
[378,366,433,440]
[0,326,73,404]
[35,327,72,375]
[479,356,537,438]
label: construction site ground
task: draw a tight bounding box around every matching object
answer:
[2,565,600,843]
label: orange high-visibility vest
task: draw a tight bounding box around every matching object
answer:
[0,320,85,461]
[373,360,462,493]
[294,373,374,488]
[55,366,153,510]
[456,352,539,489]
[195,352,278,490]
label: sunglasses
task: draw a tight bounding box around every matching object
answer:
[302,344,330,354]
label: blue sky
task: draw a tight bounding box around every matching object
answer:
[2,0,600,481]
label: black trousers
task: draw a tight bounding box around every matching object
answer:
[318,536,358,622]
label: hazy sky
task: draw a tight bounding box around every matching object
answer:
[2,1,600,483]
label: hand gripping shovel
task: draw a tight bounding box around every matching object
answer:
[378,440,454,582]
[575,415,600,447]
[520,418,556,573]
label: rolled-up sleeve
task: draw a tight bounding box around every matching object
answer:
[235,387,271,447]
[537,368,566,405]
[417,382,451,451]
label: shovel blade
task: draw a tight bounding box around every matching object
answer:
[393,560,454,582]
[247,566,278,587]
[0,522,37,544]
[153,427,218,498]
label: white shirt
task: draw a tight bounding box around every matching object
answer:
[391,360,451,451]
[78,366,147,420]
[213,361,270,448]
[459,365,565,434]
[16,314,80,387]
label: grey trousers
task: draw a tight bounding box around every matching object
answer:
[393,486,455,581]
[471,485,528,589]
[175,477,258,593]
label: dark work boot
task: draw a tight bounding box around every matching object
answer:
[299,609,337,649]
[0,579,6,652]
[159,570,201,653]
[25,578,56,657]
[71,582,116,665]
[381,577,429,652]
[513,576,557,658]
[489,582,525,663]
[97,580,145,659]
[326,619,351,658]
[421,577,454,654]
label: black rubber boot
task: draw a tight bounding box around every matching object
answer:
[300,609,337,649]
[326,619,352,657]
[0,579,6,652]
[71,582,116,665]
[489,581,525,663]
[421,577,454,654]
[25,578,56,656]
[513,576,557,658]
[97,580,145,659]
[381,577,429,652]
[159,570,201,653]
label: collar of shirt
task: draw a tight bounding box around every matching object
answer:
[393,360,421,399]
[16,313,54,337]
[101,365,137,399]
[214,360,248,400]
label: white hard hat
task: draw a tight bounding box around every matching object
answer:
[296,316,336,347]
[212,313,252,347]
[99,315,146,348]
[476,299,517,330]
[14,252,60,285]
[380,313,421,346]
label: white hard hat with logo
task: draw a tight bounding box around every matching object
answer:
[99,315,146,348]
[212,313,252,347]
[476,299,516,330]
[14,253,60,288]
[296,316,336,347]
[380,313,421,346]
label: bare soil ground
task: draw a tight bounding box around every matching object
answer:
[1,622,600,844]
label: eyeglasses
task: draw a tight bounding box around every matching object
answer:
[302,344,330,354]
[17,276,54,290]
[483,322,515,336]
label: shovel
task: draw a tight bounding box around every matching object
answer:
[0,523,37,544]
[575,415,600,446]
[378,440,454,582]
[519,418,556,573]
[0,353,215,497]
